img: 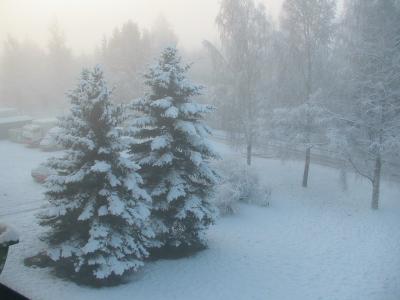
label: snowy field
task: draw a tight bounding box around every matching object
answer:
[1,140,400,300]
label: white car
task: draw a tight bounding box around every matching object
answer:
[22,118,58,147]
[31,164,56,184]
[39,127,63,151]
[22,124,43,146]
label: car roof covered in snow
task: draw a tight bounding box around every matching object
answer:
[0,116,32,125]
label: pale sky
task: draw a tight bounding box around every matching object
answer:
[0,0,284,55]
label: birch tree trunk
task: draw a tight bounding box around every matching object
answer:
[371,154,381,210]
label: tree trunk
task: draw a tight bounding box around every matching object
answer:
[340,168,348,192]
[246,139,252,166]
[371,155,381,210]
[302,147,311,188]
[305,39,313,100]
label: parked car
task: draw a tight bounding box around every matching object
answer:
[21,124,42,146]
[7,128,24,143]
[0,116,32,139]
[31,163,55,183]
[0,108,18,118]
[39,126,63,152]
[21,118,58,147]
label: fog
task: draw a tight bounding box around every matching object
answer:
[0,0,284,54]
[0,0,399,298]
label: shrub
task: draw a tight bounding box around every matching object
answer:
[213,158,271,215]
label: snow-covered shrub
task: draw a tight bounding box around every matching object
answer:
[0,224,19,248]
[214,158,271,215]
[214,182,242,215]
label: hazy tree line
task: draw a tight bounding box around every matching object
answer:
[0,0,399,211]
[203,0,400,210]
[97,16,178,103]
[0,16,177,116]
[0,22,77,115]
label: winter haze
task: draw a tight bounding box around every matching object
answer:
[0,0,284,53]
[0,1,399,300]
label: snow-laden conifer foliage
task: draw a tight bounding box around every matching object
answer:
[129,47,219,253]
[37,66,154,284]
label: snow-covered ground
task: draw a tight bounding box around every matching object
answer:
[1,140,400,300]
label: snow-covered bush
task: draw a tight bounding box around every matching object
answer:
[214,181,242,215]
[214,158,271,215]
[0,224,19,248]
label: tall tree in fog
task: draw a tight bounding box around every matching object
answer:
[277,0,335,187]
[101,20,152,102]
[201,40,233,132]
[0,36,48,112]
[280,0,335,100]
[216,0,271,165]
[47,21,75,112]
[0,36,24,109]
[100,18,178,103]
[334,0,400,209]
[150,15,178,54]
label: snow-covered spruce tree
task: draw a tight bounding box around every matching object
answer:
[129,47,219,256]
[36,66,154,284]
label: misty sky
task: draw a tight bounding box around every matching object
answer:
[0,0,284,55]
